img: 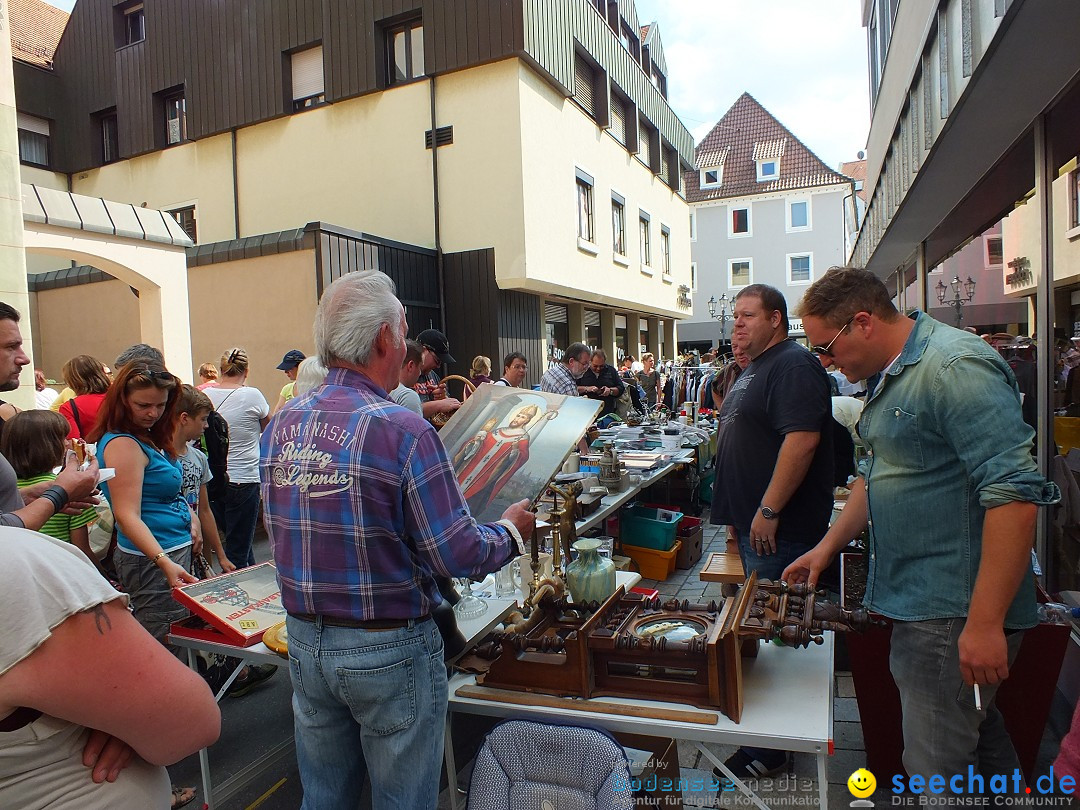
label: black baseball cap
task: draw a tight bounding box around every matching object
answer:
[276,349,306,370]
[416,329,455,364]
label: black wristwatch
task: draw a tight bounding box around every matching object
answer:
[759,505,780,520]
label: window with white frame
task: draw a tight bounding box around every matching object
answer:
[788,253,812,284]
[639,212,651,265]
[611,193,625,255]
[788,199,810,231]
[576,170,594,243]
[700,167,722,188]
[291,45,325,110]
[689,210,696,241]
[690,262,698,291]
[660,225,670,275]
[729,258,752,288]
[16,113,49,167]
[729,206,751,237]
[756,159,779,182]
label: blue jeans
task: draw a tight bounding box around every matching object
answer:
[732,527,816,583]
[733,526,815,766]
[209,482,260,568]
[285,614,447,810]
[890,618,1024,792]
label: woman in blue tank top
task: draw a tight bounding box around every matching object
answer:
[89,361,196,647]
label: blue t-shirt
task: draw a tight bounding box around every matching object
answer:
[99,432,191,555]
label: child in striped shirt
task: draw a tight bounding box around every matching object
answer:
[1,410,102,573]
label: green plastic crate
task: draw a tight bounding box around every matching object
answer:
[621,505,684,551]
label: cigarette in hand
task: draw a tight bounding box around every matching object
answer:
[973,683,982,711]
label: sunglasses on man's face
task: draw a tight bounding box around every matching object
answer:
[811,317,855,358]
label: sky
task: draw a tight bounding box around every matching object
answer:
[634,0,870,169]
[42,0,870,169]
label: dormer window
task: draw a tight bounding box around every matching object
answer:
[700,167,722,188]
[757,158,779,181]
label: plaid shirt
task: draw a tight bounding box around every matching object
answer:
[260,367,516,621]
[540,363,579,397]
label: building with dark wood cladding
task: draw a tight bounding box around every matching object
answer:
[15,0,696,395]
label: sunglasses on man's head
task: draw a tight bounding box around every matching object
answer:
[811,317,855,357]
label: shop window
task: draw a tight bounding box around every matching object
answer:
[388,18,424,85]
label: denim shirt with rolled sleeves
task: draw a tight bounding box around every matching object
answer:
[857,312,1059,629]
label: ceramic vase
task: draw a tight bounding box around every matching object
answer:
[566,538,616,606]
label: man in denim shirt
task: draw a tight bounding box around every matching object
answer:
[785,267,1058,789]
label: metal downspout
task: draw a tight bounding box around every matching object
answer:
[430,76,446,336]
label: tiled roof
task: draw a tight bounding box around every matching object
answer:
[9,0,68,68]
[840,159,867,201]
[640,24,651,41]
[752,138,786,161]
[697,145,729,170]
[684,92,850,203]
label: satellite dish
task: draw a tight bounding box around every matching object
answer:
[857,150,865,160]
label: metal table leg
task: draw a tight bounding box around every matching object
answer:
[444,712,461,810]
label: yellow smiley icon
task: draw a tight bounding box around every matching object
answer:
[847,768,876,798]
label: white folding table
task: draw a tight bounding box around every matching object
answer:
[445,634,835,810]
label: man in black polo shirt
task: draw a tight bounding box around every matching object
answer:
[578,349,624,416]
[711,283,833,780]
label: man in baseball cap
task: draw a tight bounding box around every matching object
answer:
[414,329,460,423]
[273,349,306,414]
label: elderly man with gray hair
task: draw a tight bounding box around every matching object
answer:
[260,270,533,809]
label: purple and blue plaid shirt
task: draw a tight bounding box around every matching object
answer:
[260,367,516,621]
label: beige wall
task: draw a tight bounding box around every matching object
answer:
[32,278,141,381]
[71,133,237,245]
[32,250,318,406]
[1001,165,1080,299]
[21,168,71,275]
[435,59,527,273]
[236,82,435,247]
[513,62,690,319]
[187,250,319,406]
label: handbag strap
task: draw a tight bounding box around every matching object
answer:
[70,397,84,436]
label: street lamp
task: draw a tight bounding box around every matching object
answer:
[936,274,976,325]
[707,293,732,346]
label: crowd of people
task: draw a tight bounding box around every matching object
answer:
[0,263,1062,807]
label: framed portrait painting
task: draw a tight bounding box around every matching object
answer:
[439,384,600,523]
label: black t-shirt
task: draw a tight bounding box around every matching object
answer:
[579,364,625,416]
[710,340,834,541]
